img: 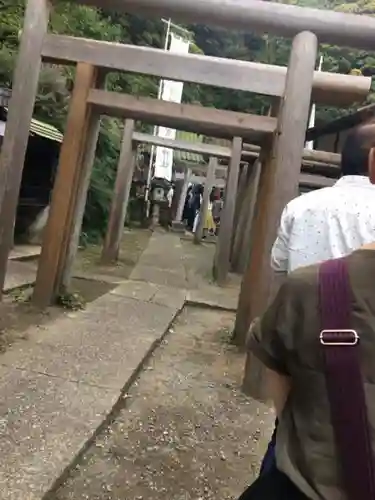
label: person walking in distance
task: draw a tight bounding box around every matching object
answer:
[211,188,223,235]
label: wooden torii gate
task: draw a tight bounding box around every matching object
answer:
[132,132,234,245]
[0,0,371,313]
[100,129,233,265]
[60,91,275,278]
[70,108,341,284]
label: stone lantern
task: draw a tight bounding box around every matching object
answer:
[150,177,172,229]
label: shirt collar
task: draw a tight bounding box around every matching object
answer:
[334,175,372,188]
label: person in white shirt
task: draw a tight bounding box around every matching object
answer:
[271,122,375,274]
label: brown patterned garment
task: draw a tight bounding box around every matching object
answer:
[248,249,375,500]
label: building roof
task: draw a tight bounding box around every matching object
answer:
[0,86,64,144]
[29,117,64,143]
[139,130,206,164]
[2,106,64,143]
[306,102,375,142]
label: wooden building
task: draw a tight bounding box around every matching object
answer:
[0,102,63,244]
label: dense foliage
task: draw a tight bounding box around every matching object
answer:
[0,0,373,239]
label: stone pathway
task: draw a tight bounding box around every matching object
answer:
[0,232,240,500]
[130,232,240,310]
[4,245,41,292]
[51,308,273,500]
[9,245,41,261]
[4,260,37,292]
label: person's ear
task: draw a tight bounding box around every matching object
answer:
[369,148,375,184]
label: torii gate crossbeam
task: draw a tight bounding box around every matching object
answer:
[76,0,375,50]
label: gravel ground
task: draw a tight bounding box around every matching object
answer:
[51,307,274,500]
[73,229,151,279]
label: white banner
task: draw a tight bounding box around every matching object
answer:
[154,33,190,181]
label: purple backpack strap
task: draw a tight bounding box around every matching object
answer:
[319,258,375,500]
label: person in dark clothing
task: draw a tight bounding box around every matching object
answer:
[182,186,192,224]
[191,184,203,233]
[183,186,195,230]
[210,186,217,203]
[193,185,203,210]
[186,184,203,231]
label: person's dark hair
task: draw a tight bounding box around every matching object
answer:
[341,122,375,176]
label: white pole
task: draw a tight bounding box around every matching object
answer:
[145,18,171,212]
[306,55,323,150]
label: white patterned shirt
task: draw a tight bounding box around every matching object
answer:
[271,176,375,273]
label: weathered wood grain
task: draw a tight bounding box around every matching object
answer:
[214,137,243,284]
[75,0,375,51]
[42,34,370,105]
[101,120,136,264]
[0,0,50,298]
[33,63,98,307]
[88,90,276,140]
[234,31,318,348]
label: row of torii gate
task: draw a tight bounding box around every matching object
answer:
[133,131,340,271]
[0,0,374,362]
